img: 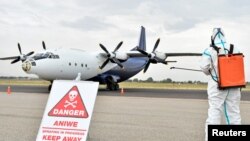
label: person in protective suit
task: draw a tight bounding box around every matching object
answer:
[200,28,241,141]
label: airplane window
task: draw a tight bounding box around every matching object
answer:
[50,54,60,59]
[85,64,87,67]
[43,53,50,58]
[33,53,45,60]
[75,63,77,66]
[33,52,59,60]
[81,64,83,67]
[33,52,49,60]
[69,62,71,66]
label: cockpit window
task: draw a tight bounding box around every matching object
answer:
[32,52,60,60]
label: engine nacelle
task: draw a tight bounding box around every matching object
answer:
[155,51,167,60]
[115,52,129,61]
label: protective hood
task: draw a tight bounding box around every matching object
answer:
[211,28,240,54]
[211,28,228,54]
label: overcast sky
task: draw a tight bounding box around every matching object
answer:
[0,0,249,82]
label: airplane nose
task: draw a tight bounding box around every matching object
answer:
[22,61,32,72]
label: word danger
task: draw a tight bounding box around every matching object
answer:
[212,129,247,137]
[42,135,82,141]
[52,109,85,116]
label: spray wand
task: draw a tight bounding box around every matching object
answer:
[170,67,202,72]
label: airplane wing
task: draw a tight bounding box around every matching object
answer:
[126,51,202,57]
[99,51,202,60]
[163,53,202,57]
[127,51,202,73]
[98,38,202,71]
[99,50,202,71]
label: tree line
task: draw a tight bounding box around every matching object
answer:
[0,76,249,84]
[128,77,250,84]
[126,77,208,84]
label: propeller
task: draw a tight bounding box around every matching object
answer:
[99,41,124,69]
[137,38,166,73]
[137,38,177,73]
[0,43,34,64]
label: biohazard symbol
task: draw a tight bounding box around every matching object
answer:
[48,86,89,118]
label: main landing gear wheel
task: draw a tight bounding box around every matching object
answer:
[48,85,52,91]
[48,81,53,91]
[107,82,119,91]
[106,76,119,91]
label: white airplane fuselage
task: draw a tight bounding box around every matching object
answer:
[0,26,202,91]
[23,48,116,81]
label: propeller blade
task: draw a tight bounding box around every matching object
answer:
[42,41,46,50]
[152,38,160,52]
[99,59,110,69]
[137,47,149,56]
[0,56,19,60]
[11,57,20,64]
[18,43,22,54]
[26,51,34,56]
[143,61,151,73]
[113,41,123,52]
[112,58,124,69]
[99,44,110,54]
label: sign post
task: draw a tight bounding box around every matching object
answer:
[36,80,99,141]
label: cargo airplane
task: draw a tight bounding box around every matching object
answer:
[0,26,202,90]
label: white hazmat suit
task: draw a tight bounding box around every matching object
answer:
[200,28,241,141]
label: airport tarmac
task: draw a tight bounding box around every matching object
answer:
[0,87,250,141]
[1,85,250,100]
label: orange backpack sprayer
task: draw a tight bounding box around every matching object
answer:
[214,44,246,89]
[218,53,245,89]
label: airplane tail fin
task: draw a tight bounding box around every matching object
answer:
[131,26,146,51]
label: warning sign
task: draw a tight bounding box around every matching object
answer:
[36,80,99,141]
[48,86,88,118]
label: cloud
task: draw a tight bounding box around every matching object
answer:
[163,17,199,33]
[61,16,114,31]
[0,0,250,82]
[148,0,250,33]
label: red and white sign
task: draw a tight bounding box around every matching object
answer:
[36,80,99,141]
[48,86,89,118]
